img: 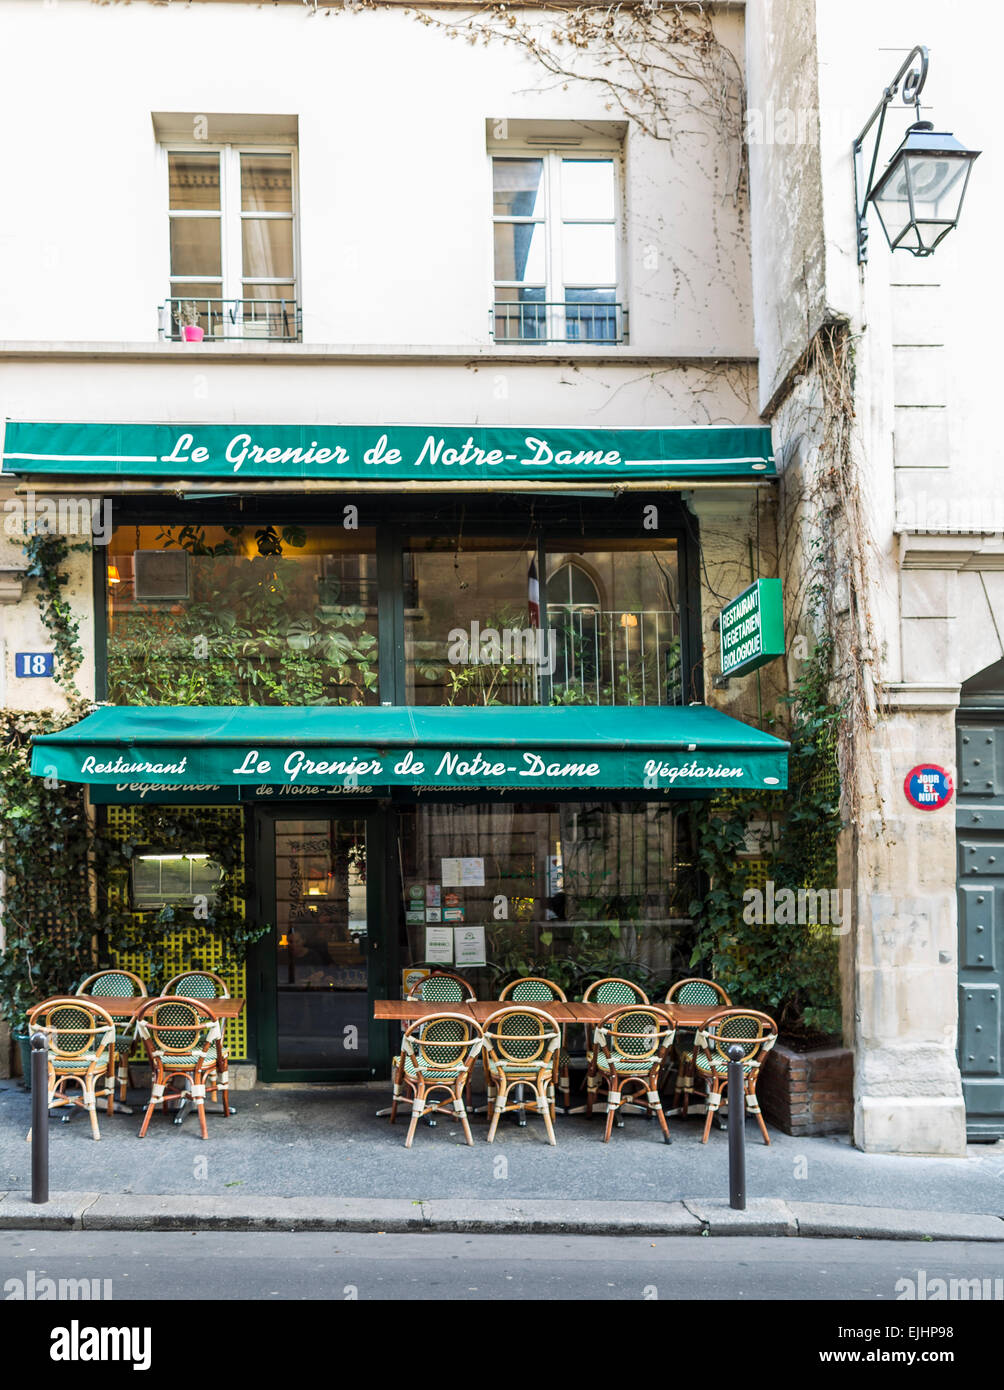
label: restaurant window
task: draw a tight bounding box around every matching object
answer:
[163,145,300,341]
[397,801,692,993]
[403,537,543,706]
[130,850,222,911]
[492,152,624,343]
[105,523,378,706]
[547,538,682,706]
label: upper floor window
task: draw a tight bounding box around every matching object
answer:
[492,153,624,344]
[162,146,300,342]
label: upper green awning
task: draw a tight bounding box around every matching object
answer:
[32,705,788,795]
[2,422,775,482]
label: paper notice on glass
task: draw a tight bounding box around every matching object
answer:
[425,926,454,963]
[441,858,463,887]
[454,924,486,966]
[460,857,485,887]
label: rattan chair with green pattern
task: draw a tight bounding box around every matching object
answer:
[26,997,117,1141]
[77,968,148,1102]
[135,996,227,1141]
[692,1007,777,1144]
[389,1012,484,1147]
[589,1004,676,1143]
[499,976,571,1108]
[663,977,731,1114]
[163,971,231,1109]
[406,970,476,1004]
[581,976,650,1109]
[403,971,478,1103]
[481,1005,561,1146]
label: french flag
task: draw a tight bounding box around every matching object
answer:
[528,557,540,630]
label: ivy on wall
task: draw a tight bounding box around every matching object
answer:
[22,532,88,702]
[0,535,265,1028]
[687,637,844,1038]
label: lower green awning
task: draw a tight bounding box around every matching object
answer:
[31,705,788,796]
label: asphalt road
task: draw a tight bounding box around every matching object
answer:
[0,1231,1001,1301]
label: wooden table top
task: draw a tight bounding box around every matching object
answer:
[373,1000,716,1028]
[74,995,245,1020]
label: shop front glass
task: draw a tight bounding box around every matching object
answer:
[403,534,681,707]
[396,800,694,994]
[105,523,379,706]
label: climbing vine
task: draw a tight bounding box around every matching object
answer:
[0,536,266,1028]
[21,532,88,703]
[687,637,844,1038]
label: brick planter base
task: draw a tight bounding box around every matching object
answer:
[758,1041,853,1136]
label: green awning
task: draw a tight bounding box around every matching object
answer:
[1,422,775,482]
[32,705,788,794]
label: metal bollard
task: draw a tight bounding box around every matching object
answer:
[727,1043,746,1211]
[30,1033,49,1205]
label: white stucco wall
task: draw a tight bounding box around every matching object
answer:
[0,0,752,357]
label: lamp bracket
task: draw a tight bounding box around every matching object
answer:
[853,45,930,263]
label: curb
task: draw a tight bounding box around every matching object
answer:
[0,1191,1001,1240]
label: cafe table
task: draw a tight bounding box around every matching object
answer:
[372,998,720,1117]
[74,995,245,1120]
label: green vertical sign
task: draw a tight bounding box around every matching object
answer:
[719,578,784,677]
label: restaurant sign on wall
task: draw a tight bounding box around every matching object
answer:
[1,422,775,482]
[719,578,785,678]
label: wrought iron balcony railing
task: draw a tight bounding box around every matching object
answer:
[159,297,302,343]
[492,299,627,345]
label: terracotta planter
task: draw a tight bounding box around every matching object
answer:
[182,325,204,343]
[757,1040,853,1136]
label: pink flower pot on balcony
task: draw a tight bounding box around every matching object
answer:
[182,325,204,342]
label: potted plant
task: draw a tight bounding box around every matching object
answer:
[175,301,204,343]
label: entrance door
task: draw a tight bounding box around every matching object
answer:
[957,717,1004,1138]
[256,812,386,1081]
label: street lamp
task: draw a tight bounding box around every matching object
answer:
[853,46,980,263]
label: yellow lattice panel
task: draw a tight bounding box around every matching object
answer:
[104,805,248,1060]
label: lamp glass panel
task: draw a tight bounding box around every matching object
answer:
[906,154,969,223]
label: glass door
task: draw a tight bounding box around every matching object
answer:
[256,813,381,1080]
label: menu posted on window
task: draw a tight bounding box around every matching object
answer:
[454,924,486,966]
[442,857,485,888]
[425,926,454,963]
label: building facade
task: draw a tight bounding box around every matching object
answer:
[1,0,998,1153]
[746,0,1001,1151]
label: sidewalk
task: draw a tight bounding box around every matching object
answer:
[2,1080,1001,1239]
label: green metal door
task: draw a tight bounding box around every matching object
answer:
[956,719,1004,1139]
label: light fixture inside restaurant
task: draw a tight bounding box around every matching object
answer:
[853,45,980,263]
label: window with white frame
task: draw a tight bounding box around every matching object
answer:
[165,145,299,340]
[492,152,622,343]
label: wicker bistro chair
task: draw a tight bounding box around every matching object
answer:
[581,977,650,1101]
[692,1008,778,1145]
[499,977,571,1108]
[406,970,476,1003]
[403,971,479,1103]
[134,996,228,1141]
[389,1012,484,1148]
[481,1006,561,1146]
[663,978,732,1114]
[162,971,231,1108]
[77,969,148,1102]
[26,998,117,1141]
[589,1005,677,1143]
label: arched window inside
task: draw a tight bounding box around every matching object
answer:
[547,562,602,693]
